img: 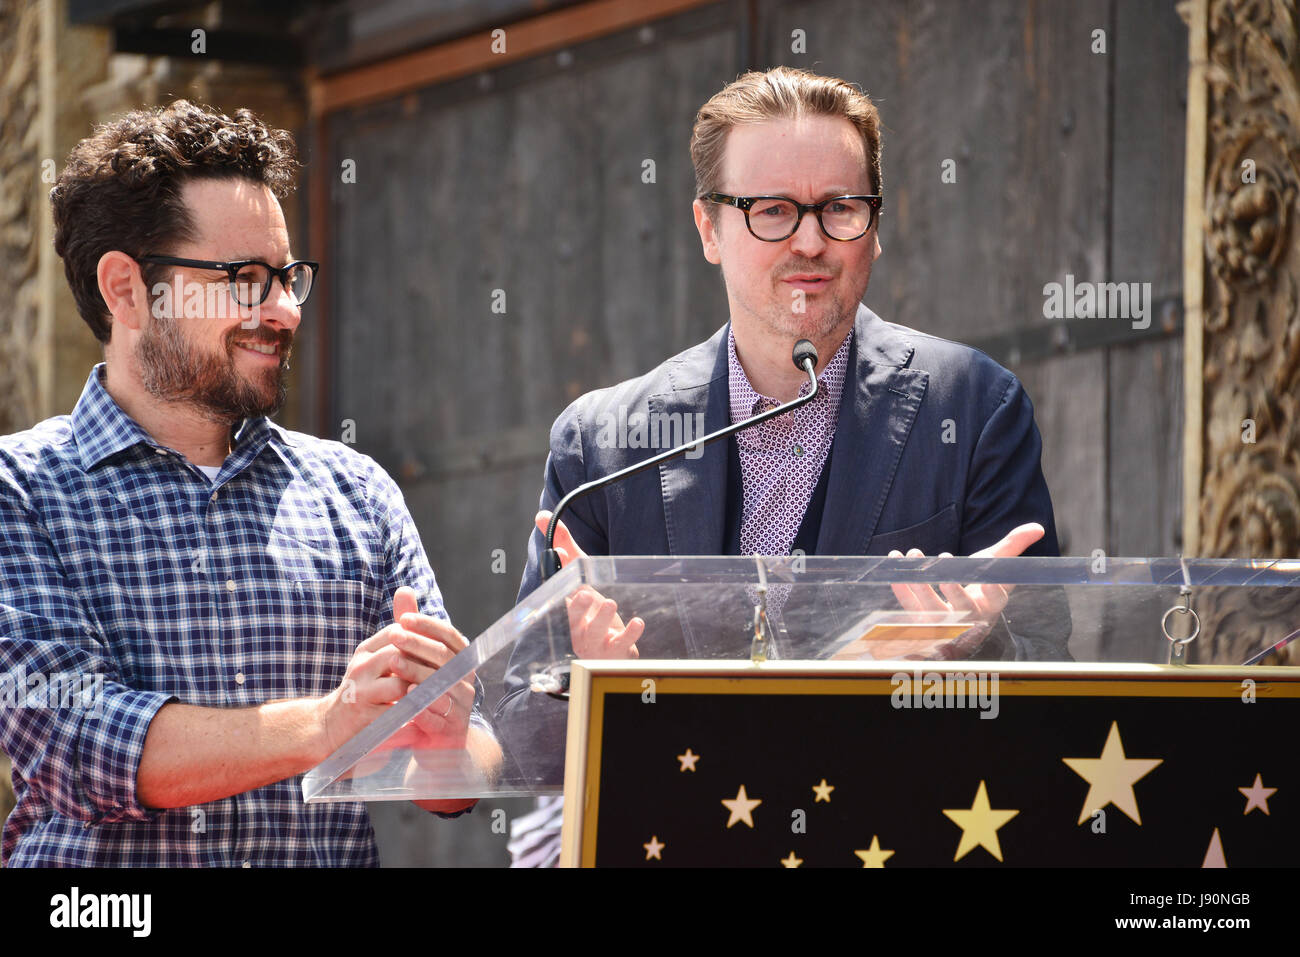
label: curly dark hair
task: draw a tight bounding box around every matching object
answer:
[50,99,300,344]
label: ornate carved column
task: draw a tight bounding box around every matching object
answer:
[1186,0,1300,664]
[0,0,50,433]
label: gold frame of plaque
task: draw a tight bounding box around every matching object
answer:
[559,660,1299,868]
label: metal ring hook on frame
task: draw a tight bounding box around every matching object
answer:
[1162,584,1200,664]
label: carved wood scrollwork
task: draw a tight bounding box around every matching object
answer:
[0,0,42,434]
[1198,0,1300,663]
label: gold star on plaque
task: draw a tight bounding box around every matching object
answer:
[812,778,835,803]
[1239,773,1277,816]
[722,784,762,828]
[780,851,803,868]
[677,748,700,772]
[1202,828,1226,868]
[643,835,664,861]
[1062,721,1163,825]
[853,835,894,868]
[942,780,1019,863]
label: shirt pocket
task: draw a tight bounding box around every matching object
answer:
[866,502,959,555]
[286,579,386,699]
[266,528,352,581]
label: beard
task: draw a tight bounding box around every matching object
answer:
[725,255,866,344]
[135,309,292,425]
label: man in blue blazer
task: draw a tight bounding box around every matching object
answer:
[516,66,1059,633]
[504,66,1064,865]
[517,301,1057,596]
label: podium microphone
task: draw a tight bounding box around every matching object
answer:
[541,339,820,579]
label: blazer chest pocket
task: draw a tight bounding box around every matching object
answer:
[866,503,959,555]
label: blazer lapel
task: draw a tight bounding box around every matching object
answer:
[652,325,731,555]
[815,305,929,555]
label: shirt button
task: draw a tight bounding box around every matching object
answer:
[793,442,805,457]
[242,861,251,868]
[211,490,219,502]
[235,672,245,685]
[155,448,168,455]
[226,579,236,592]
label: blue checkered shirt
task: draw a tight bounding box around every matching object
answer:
[0,364,448,866]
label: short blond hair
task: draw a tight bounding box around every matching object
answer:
[690,66,882,203]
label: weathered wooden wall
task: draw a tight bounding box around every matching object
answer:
[0,0,46,435]
[327,4,736,639]
[747,0,1188,667]
[750,0,1187,563]
[0,0,1191,867]
[326,3,739,866]
[1188,0,1300,666]
[325,0,1188,630]
[319,1,1189,863]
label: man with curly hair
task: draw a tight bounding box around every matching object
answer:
[0,100,497,866]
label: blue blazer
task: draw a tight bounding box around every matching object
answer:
[518,304,1060,601]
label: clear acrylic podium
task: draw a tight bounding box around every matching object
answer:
[301,555,1300,804]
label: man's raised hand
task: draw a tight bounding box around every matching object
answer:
[535,511,644,659]
[886,522,1044,621]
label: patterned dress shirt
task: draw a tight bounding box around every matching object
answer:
[728,328,853,556]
